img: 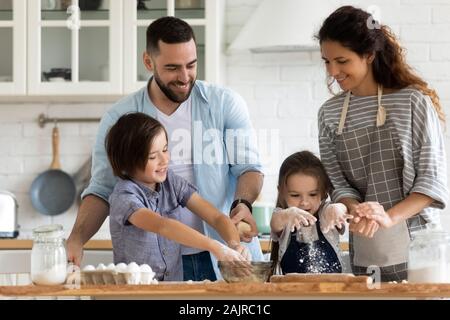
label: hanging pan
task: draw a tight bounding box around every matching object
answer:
[30,124,76,216]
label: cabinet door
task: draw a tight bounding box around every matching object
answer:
[123,0,224,94]
[0,0,26,95]
[27,0,123,95]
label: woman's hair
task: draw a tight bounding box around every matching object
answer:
[105,112,167,180]
[316,5,445,124]
[270,151,332,272]
[275,151,332,209]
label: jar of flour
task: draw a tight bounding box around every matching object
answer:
[31,224,67,285]
[408,224,450,283]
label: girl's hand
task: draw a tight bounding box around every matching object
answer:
[321,203,354,233]
[284,207,317,232]
[356,202,395,228]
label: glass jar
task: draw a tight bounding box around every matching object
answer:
[408,225,450,283]
[31,224,67,285]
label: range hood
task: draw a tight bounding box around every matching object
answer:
[228,0,338,53]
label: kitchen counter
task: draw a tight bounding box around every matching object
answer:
[1,281,450,299]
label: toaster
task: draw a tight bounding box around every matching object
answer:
[0,191,19,238]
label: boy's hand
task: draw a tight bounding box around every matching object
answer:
[321,203,353,233]
[228,240,252,261]
[284,207,317,232]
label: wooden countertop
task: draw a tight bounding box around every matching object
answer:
[1,281,450,299]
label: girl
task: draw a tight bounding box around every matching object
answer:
[270,151,352,274]
[105,112,250,281]
[317,6,448,281]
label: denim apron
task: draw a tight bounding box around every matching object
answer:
[336,86,415,281]
[280,220,342,274]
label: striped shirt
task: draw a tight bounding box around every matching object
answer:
[318,87,448,224]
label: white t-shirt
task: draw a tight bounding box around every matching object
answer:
[156,97,204,255]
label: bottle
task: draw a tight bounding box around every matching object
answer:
[408,224,450,283]
[31,224,67,285]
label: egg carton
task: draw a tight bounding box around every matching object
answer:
[80,270,156,285]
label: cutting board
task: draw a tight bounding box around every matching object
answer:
[270,273,372,284]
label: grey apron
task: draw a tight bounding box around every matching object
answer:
[336,86,410,268]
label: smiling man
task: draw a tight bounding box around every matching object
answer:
[66,17,264,281]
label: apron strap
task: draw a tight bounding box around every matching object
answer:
[337,86,386,135]
[337,91,351,135]
[376,85,386,127]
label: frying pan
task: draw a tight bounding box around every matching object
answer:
[30,125,76,215]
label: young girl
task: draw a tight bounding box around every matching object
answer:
[317,6,448,281]
[270,151,352,274]
[105,112,250,281]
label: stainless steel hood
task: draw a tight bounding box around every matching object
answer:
[228,0,338,53]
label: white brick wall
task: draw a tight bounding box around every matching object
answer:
[0,103,110,239]
[0,0,449,239]
[225,0,450,231]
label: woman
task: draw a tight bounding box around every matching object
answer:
[317,6,448,281]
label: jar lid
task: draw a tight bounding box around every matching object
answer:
[32,224,63,238]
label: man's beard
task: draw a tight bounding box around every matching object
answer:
[153,72,195,103]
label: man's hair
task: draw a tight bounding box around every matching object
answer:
[105,112,167,180]
[146,16,196,55]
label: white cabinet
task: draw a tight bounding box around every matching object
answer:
[27,0,123,95]
[123,0,225,93]
[0,0,26,95]
[0,0,224,96]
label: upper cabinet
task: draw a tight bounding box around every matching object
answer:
[0,0,225,96]
[0,0,26,95]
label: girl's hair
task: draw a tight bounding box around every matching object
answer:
[270,151,332,270]
[317,5,445,124]
[105,112,167,180]
[275,151,332,209]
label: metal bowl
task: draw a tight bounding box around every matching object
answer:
[218,261,274,283]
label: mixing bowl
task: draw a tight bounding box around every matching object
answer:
[218,261,274,283]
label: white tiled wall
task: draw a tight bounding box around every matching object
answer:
[226,0,450,230]
[0,0,449,238]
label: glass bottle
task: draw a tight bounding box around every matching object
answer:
[408,224,450,283]
[31,224,67,285]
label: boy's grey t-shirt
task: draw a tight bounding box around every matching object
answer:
[108,169,197,281]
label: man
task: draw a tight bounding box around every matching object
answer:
[66,16,264,281]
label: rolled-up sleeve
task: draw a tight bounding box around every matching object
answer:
[168,171,198,207]
[81,111,118,202]
[318,108,362,202]
[223,89,264,177]
[109,192,147,226]
[410,93,448,209]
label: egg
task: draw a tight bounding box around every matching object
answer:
[106,263,116,271]
[127,262,140,273]
[115,263,127,272]
[139,264,152,273]
[83,265,95,271]
[96,263,106,270]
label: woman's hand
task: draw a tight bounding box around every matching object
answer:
[355,201,395,228]
[321,203,353,233]
[349,216,379,238]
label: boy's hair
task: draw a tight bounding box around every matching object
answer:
[146,16,196,55]
[275,150,332,209]
[105,112,167,180]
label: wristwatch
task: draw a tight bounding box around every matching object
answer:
[230,198,253,214]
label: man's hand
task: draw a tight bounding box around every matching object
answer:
[66,236,84,266]
[230,203,258,243]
